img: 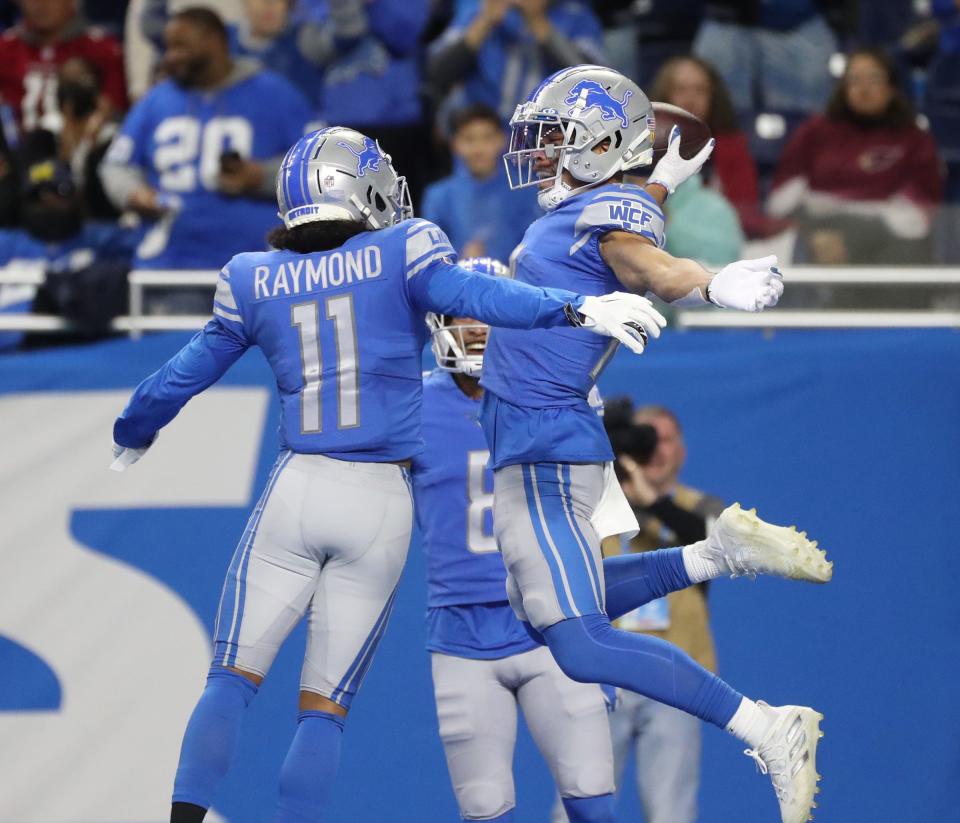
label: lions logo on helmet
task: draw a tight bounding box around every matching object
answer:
[565,80,632,129]
[503,65,655,212]
[426,257,510,376]
[337,136,383,177]
[276,127,413,229]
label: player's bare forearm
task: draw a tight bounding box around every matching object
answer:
[643,182,668,206]
[600,231,710,303]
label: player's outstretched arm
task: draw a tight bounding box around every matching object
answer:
[601,232,783,312]
[410,259,662,353]
[410,257,582,329]
[111,320,250,470]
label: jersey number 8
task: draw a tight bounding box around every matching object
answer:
[467,450,496,554]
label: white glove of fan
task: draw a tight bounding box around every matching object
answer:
[110,437,155,472]
[707,255,784,312]
[647,126,716,195]
[573,293,667,354]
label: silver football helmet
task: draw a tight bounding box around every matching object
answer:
[504,65,655,211]
[426,257,510,376]
[276,127,413,230]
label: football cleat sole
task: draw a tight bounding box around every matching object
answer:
[718,503,833,583]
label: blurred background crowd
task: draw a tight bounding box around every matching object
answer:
[0,0,958,348]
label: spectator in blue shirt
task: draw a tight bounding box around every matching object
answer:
[227,0,325,110]
[298,0,430,199]
[421,103,540,263]
[426,0,605,125]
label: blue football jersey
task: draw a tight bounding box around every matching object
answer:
[413,370,502,605]
[480,183,665,468]
[114,219,586,460]
[413,370,538,658]
[106,69,311,270]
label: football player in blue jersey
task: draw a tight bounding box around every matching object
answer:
[480,65,833,823]
[109,127,666,823]
[414,257,634,823]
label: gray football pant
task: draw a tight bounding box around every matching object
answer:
[552,689,700,823]
[432,646,614,820]
[212,452,412,708]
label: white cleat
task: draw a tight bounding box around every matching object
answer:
[745,704,824,823]
[702,502,833,583]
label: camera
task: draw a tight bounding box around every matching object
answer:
[603,396,658,479]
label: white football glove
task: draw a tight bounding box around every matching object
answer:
[707,255,784,312]
[574,293,666,354]
[647,125,716,195]
[110,437,155,472]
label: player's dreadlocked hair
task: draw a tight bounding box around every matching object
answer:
[267,221,370,254]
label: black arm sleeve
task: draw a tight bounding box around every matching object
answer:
[426,34,479,96]
[646,496,709,545]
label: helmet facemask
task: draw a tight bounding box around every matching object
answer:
[425,256,506,375]
[426,315,489,376]
[349,166,413,230]
[503,105,596,210]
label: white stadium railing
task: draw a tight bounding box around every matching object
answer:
[1,267,960,335]
[675,310,960,329]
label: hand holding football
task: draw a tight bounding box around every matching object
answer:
[650,102,712,163]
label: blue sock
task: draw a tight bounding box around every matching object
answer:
[543,614,742,728]
[603,548,692,621]
[562,794,616,823]
[275,711,345,822]
[173,668,258,807]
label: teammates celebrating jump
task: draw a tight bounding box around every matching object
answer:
[111,65,832,823]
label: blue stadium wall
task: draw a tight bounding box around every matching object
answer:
[0,328,956,822]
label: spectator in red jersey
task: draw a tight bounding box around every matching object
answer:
[0,0,127,133]
[650,56,788,239]
[768,47,944,264]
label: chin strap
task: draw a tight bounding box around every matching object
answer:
[538,178,574,211]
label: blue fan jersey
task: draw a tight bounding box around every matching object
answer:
[480,183,665,468]
[106,68,312,269]
[114,219,585,460]
[412,370,538,658]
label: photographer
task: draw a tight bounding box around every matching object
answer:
[604,399,724,823]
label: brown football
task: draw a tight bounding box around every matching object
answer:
[650,102,712,163]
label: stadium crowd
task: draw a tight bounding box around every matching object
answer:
[0,0,958,348]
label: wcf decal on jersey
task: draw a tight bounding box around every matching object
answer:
[608,199,653,232]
